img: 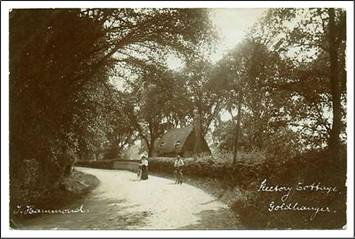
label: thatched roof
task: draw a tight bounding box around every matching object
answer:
[155,126,193,154]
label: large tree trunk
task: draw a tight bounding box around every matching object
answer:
[147,123,156,157]
[327,8,341,157]
[193,109,202,158]
[233,100,242,166]
[148,143,154,157]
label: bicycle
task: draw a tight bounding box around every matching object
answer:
[174,167,183,184]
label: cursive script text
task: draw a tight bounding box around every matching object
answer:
[13,204,89,215]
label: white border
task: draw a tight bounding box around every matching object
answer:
[1,1,354,238]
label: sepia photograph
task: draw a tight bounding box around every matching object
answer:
[1,1,354,237]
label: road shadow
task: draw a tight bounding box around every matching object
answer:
[200,199,218,205]
[129,178,141,182]
[178,207,241,230]
[14,196,150,230]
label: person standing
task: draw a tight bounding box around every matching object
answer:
[137,158,143,180]
[140,155,149,180]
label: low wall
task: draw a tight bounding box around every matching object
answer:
[75,160,114,169]
[112,160,139,172]
[75,159,140,172]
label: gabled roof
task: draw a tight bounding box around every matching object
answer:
[156,126,193,154]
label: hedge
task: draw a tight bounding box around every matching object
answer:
[148,155,264,190]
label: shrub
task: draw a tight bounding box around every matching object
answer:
[231,150,346,229]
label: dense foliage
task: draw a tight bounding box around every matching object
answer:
[10,8,215,206]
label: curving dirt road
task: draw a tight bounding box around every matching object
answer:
[18,167,239,230]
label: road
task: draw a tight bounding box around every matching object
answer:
[18,167,239,229]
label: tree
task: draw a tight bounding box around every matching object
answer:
[103,91,137,159]
[71,82,137,160]
[9,8,215,202]
[212,120,239,152]
[251,8,346,156]
[213,39,289,164]
[10,9,111,188]
[104,9,216,157]
[182,59,224,136]
[129,67,175,156]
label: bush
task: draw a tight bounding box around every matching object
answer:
[148,152,265,190]
[75,160,114,169]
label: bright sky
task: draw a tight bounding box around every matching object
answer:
[167,9,267,122]
[166,8,266,70]
[210,9,266,122]
[114,9,267,91]
[209,8,266,61]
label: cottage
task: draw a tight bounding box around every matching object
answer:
[154,126,211,157]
